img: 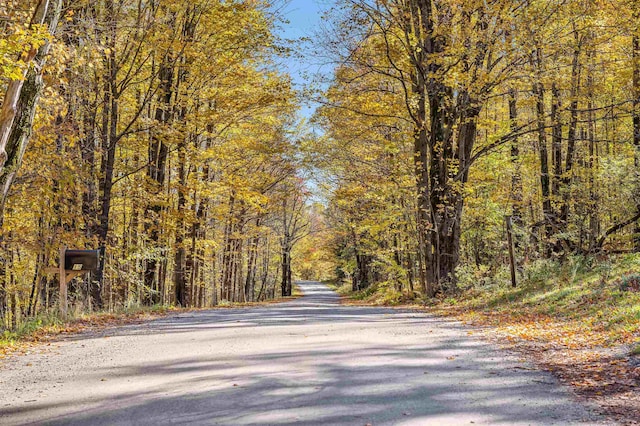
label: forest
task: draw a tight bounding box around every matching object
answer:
[304,0,640,299]
[0,0,312,330]
[1,0,639,337]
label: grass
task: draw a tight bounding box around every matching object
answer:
[1,312,65,348]
[0,304,178,356]
[445,255,640,348]
[338,254,640,352]
[0,288,304,357]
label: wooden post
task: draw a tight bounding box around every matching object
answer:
[59,246,67,318]
[42,248,94,319]
[505,215,517,288]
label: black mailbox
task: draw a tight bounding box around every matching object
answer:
[64,249,100,271]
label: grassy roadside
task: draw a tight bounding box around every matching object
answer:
[0,305,177,359]
[0,286,303,360]
[333,256,640,351]
[331,256,640,424]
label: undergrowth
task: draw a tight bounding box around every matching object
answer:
[453,255,640,344]
[338,254,640,351]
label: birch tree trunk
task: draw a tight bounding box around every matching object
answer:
[0,0,62,225]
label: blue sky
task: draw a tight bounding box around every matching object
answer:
[275,0,336,120]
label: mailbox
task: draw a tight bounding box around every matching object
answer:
[64,249,100,272]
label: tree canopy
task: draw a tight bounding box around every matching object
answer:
[1,0,640,331]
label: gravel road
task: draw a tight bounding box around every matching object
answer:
[0,281,606,425]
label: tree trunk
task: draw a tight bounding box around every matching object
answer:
[509,89,523,228]
[281,241,292,297]
[244,217,261,302]
[221,194,236,301]
[187,189,201,306]
[81,98,98,238]
[551,83,563,203]
[0,0,63,225]
[144,50,173,304]
[173,137,187,306]
[92,0,120,309]
[633,11,640,251]
[0,0,53,183]
[404,0,482,294]
[534,50,554,255]
[410,80,432,295]
[559,38,582,243]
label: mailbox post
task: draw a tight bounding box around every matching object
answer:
[44,247,100,318]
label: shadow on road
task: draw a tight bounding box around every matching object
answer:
[0,281,598,425]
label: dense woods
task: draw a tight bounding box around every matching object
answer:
[3,2,640,422]
[1,0,640,332]
[309,0,640,297]
[0,0,310,329]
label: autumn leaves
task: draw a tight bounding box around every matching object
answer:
[0,0,306,328]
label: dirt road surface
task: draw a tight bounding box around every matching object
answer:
[0,281,606,425]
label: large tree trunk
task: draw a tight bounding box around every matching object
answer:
[404,0,483,294]
[427,95,479,290]
[407,0,436,297]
